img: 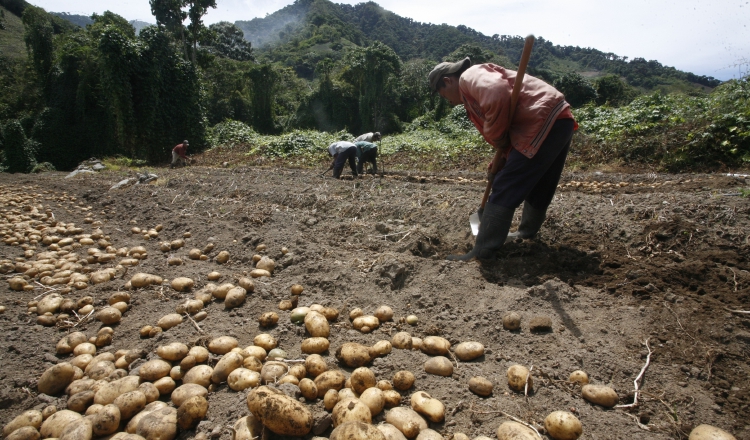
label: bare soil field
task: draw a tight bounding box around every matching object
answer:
[0,166,748,440]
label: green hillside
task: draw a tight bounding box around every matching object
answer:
[236,0,719,92]
[0,4,26,60]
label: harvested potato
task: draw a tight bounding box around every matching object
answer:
[256,256,275,273]
[377,423,409,440]
[415,429,442,440]
[188,346,210,363]
[301,337,330,354]
[5,426,42,440]
[336,342,372,367]
[113,390,147,419]
[139,359,172,381]
[208,336,238,354]
[233,414,263,440]
[375,305,394,322]
[391,332,413,350]
[212,283,234,300]
[324,389,339,411]
[370,340,392,358]
[581,384,619,408]
[247,386,312,436]
[352,315,379,332]
[211,352,243,384]
[38,363,76,395]
[157,313,182,330]
[299,378,318,401]
[215,251,230,264]
[182,365,212,388]
[155,343,189,363]
[171,277,194,292]
[177,395,208,430]
[359,387,385,416]
[224,286,247,309]
[497,421,539,440]
[260,361,288,385]
[454,341,484,361]
[40,410,83,438]
[332,398,371,426]
[393,370,415,391]
[56,332,88,355]
[569,370,589,386]
[67,389,95,413]
[331,421,387,440]
[545,411,582,440]
[253,334,277,351]
[268,347,287,360]
[73,342,97,356]
[139,382,160,403]
[259,312,279,327]
[171,383,208,407]
[290,284,304,295]
[305,311,330,338]
[469,376,493,397]
[238,277,255,292]
[3,410,43,437]
[314,370,346,398]
[242,346,266,362]
[502,312,521,330]
[421,336,450,355]
[305,354,327,377]
[688,424,737,440]
[136,407,177,440]
[406,315,418,325]
[424,356,453,377]
[290,306,310,323]
[507,364,533,393]
[385,407,428,439]
[130,273,163,288]
[350,367,376,394]
[410,391,445,422]
[250,269,271,278]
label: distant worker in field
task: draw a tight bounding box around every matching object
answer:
[428,57,576,261]
[354,131,381,143]
[171,140,189,168]
[327,141,359,179]
[355,141,378,174]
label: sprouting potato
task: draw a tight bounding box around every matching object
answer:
[507,364,533,393]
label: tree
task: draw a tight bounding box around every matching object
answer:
[203,21,254,61]
[248,64,279,134]
[595,74,636,106]
[22,6,54,80]
[2,120,36,173]
[342,42,401,133]
[553,72,596,108]
[186,0,216,63]
[149,0,188,58]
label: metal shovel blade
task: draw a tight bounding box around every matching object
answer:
[469,211,480,236]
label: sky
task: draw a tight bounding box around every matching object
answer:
[29,0,750,81]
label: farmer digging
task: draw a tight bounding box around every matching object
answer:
[171,140,189,168]
[429,57,577,261]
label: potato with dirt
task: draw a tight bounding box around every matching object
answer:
[336,342,372,367]
[314,370,347,397]
[233,414,263,440]
[330,421,387,440]
[545,411,582,440]
[247,386,312,436]
[176,395,208,430]
[507,364,533,392]
[581,384,619,407]
[688,424,737,440]
[136,406,178,440]
[410,391,445,422]
[332,398,372,426]
[38,362,76,395]
[497,421,539,440]
[40,409,83,438]
[385,407,428,438]
[3,410,43,437]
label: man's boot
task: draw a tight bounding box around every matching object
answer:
[506,203,546,242]
[447,203,514,261]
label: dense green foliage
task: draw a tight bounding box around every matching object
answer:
[2,120,36,173]
[573,78,750,170]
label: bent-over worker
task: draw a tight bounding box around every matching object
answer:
[327,141,359,179]
[171,140,189,168]
[428,57,577,261]
[355,141,378,175]
[354,131,381,143]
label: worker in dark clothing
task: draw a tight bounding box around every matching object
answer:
[355,141,378,174]
[327,141,359,179]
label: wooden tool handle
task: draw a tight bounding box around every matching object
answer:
[480,35,535,210]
